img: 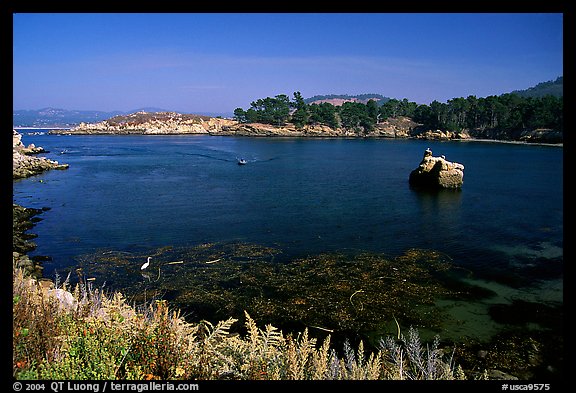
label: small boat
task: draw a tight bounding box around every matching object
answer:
[237,158,247,165]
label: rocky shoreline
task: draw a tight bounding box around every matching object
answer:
[13,130,68,277]
[48,111,562,144]
[13,130,69,179]
[13,204,49,277]
[51,113,459,139]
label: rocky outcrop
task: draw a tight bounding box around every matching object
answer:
[13,131,46,154]
[465,127,562,144]
[412,129,471,140]
[13,130,68,179]
[13,190,49,278]
[60,111,236,135]
[372,116,423,138]
[219,122,358,137]
[409,148,464,189]
[519,128,563,144]
[219,116,421,138]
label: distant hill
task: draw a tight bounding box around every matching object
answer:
[13,108,120,128]
[511,76,563,98]
[305,93,392,106]
[304,78,564,107]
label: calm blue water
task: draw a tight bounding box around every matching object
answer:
[13,132,563,341]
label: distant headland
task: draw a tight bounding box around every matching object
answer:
[49,108,562,145]
[25,76,564,144]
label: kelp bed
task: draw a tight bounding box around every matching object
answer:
[74,242,465,340]
[53,242,565,378]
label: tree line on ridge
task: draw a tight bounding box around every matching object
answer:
[233,91,563,138]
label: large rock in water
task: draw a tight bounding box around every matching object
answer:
[409,148,464,189]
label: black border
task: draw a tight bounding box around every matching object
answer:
[5,2,571,390]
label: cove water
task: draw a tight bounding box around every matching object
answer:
[13,133,563,342]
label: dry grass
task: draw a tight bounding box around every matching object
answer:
[13,263,471,380]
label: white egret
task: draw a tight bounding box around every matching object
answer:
[141,256,151,270]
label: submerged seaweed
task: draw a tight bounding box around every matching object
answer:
[58,241,564,379]
[74,243,462,343]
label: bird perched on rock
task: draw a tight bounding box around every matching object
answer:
[141,256,151,270]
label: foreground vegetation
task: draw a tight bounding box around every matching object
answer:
[13,264,475,380]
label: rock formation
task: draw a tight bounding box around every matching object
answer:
[61,111,236,135]
[219,122,358,137]
[409,148,464,189]
[13,130,69,179]
[412,129,471,140]
[519,128,563,144]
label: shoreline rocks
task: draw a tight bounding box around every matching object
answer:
[13,130,65,277]
[218,122,358,137]
[47,111,562,144]
[12,202,50,278]
[13,130,69,179]
[409,148,465,189]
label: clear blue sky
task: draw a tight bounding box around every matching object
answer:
[13,13,563,114]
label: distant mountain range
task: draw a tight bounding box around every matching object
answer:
[12,107,166,128]
[13,77,562,128]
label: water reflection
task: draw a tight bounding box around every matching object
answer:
[410,186,463,213]
[407,187,464,255]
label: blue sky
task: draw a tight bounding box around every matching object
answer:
[13,13,563,115]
